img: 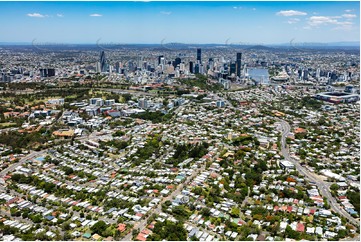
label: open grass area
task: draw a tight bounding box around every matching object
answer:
[1,94,79,105]
[0,122,17,127]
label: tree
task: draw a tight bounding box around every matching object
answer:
[346,190,360,213]
[63,166,74,175]
[285,225,301,240]
[132,228,140,236]
[149,220,187,241]
[230,207,240,218]
[91,220,107,236]
[330,183,339,191]
[201,207,211,217]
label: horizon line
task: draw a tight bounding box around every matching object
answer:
[0,41,359,46]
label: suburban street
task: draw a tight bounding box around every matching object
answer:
[0,150,46,177]
[121,162,207,241]
[279,119,360,228]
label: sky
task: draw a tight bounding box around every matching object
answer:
[0,1,359,44]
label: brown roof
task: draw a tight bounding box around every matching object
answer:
[117,223,126,232]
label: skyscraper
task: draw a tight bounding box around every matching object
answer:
[40,68,55,77]
[195,63,200,74]
[230,63,236,75]
[96,62,101,73]
[100,51,107,72]
[189,61,194,73]
[115,62,120,73]
[208,58,214,71]
[236,52,242,77]
[197,48,201,63]
[158,55,164,65]
[173,57,181,68]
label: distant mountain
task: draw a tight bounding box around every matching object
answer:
[271,41,359,47]
[246,45,275,51]
[0,42,32,45]
[327,41,359,47]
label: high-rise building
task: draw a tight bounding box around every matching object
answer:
[174,57,181,68]
[236,52,242,77]
[199,64,204,74]
[195,64,200,74]
[303,70,309,80]
[115,62,120,73]
[316,68,321,79]
[100,51,107,72]
[96,62,101,73]
[158,55,164,65]
[230,63,236,75]
[138,99,148,109]
[197,48,202,63]
[40,68,55,77]
[216,100,225,108]
[208,58,214,70]
[189,61,194,73]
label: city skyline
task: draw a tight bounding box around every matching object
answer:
[0,1,359,44]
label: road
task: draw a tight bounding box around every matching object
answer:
[121,163,207,241]
[0,150,47,177]
[279,119,360,228]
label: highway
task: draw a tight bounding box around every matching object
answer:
[279,119,360,228]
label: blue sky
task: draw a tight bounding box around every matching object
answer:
[0,1,359,44]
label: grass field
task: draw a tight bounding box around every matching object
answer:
[0,122,17,127]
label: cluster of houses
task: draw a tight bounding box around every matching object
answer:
[0,87,358,241]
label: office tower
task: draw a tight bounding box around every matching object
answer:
[158,55,164,65]
[236,52,242,77]
[40,68,46,77]
[160,57,165,66]
[331,72,337,81]
[47,68,55,77]
[96,62,101,73]
[223,63,229,72]
[128,62,135,72]
[216,100,225,108]
[197,48,201,63]
[180,63,185,71]
[115,62,120,73]
[40,68,55,77]
[208,58,214,70]
[302,70,309,80]
[147,64,152,72]
[174,57,181,68]
[230,63,236,75]
[189,61,194,73]
[195,64,200,74]
[143,61,148,70]
[316,68,320,79]
[100,51,107,72]
[199,64,204,74]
